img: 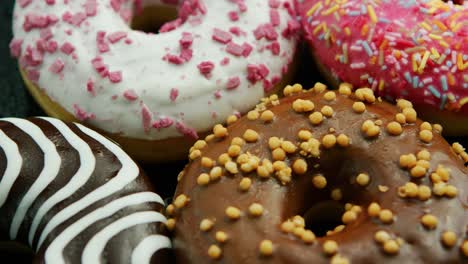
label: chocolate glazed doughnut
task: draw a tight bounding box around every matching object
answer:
[169,83,468,263]
[0,117,171,263]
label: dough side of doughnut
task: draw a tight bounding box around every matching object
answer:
[170,83,468,263]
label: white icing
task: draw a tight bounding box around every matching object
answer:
[44,192,164,264]
[37,122,140,248]
[28,117,96,248]
[12,0,297,140]
[131,235,171,264]
[81,211,166,264]
[1,118,61,240]
[0,129,23,207]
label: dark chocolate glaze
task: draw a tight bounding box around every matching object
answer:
[0,117,172,263]
[173,86,468,263]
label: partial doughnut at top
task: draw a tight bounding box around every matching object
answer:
[170,83,468,263]
[10,0,299,161]
[299,0,468,135]
[0,117,170,263]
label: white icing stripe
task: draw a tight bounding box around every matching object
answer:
[28,117,96,248]
[2,118,61,240]
[37,123,140,248]
[82,211,166,264]
[0,129,23,207]
[131,235,171,264]
[44,192,163,264]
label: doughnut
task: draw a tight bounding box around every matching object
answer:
[169,83,468,263]
[299,0,468,135]
[10,0,300,162]
[0,117,171,263]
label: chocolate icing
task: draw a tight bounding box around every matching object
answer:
[172,84,468,263]
[0,117,172,263]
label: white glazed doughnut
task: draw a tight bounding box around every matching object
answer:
[10,0,299,162]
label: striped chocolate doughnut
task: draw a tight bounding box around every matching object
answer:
[0,117,171,263]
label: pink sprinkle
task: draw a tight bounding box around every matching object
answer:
[124,38,133,45]
[62,11,73,23]
[49,59,65,74]
[87,78,95,95]
[23,14,49,31]
[284,1,295,16]
[46,40,58,53]
[228,11,239,21]
[99,68,109,78]
[73,104,90,121]
[269,0,280,8]
[226,42,244,56]
[85,0,97,16]
[98,43,110,53]
[212,28,232,44]
[96,31,106,42]
[247,64,269,84]
[36,39,47,52]
[170,88,179,101]
[152,117,174,129]
[268,41,280,55]
[45,0,55,5]
[229,26,243,36]
[9,39,23,58]
[166,54,184,65]
[198,61,215,76]
[141,104,153,133]
[226,76,240,90]
[23,46,43,66]
[19,0,32,8]
[263,79,273,92]
[179,32,193,49]
[220,57,230,66]
[108,31,127,44]
[123,89,138,101]
[47,14,59,24]
[110,0,121,12]
[40,28,53,40]
[109,71,122,83]
[271,75,281,85]
[237,2,247,12]
[270,9,280,26]
[71,12,87,26]
[92,58,107,72]
[60,42,75,55]
[159,18,182,33]
[242,42,253,57]
[176,122,198,139]
[214,90,222,99]
[282,19,300,39]
[180,48,193,61]
[27,69,40,83]
[253,23,278,41]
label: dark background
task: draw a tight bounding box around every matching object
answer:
[0,1,466,263]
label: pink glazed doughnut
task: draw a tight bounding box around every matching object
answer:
[10,0,300,162]
[299,0,468,135]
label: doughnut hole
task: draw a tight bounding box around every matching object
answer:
[302,201,345,237]
[131,4,178,34]
[282,147,384,238]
